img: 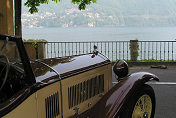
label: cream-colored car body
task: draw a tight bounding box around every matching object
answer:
[3,64,112,118]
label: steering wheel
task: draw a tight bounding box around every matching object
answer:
[0,55,10,92]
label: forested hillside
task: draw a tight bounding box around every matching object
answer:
[22,0,176,28]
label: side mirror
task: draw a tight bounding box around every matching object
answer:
[113,60,129,79]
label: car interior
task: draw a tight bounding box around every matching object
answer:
[0,56,26,104]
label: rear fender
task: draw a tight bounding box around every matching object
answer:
[80,72,159,118]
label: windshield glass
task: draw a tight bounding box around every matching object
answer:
[0,40,21,63]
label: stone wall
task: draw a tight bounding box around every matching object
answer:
[24,42,46,59]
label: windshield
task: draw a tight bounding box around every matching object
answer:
[0,40,21,63]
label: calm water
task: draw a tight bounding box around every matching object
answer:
[23,27,176,61]
[23,27,176,42]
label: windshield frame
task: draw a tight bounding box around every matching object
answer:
[0,38,21,63]
[0,34,36,85]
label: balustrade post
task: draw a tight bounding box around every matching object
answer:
[130,39,139,61]
[24,41,46,59]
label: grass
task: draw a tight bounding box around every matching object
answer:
[115,59,176,62]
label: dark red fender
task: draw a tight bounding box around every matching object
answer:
[78,72,159,118]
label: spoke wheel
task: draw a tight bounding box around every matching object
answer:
[118,84,156,118]
[132,94,152,118]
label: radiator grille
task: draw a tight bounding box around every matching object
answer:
[68,74,104,109]
[45,92,60,118]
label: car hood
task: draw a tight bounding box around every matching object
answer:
[30,53,110,83]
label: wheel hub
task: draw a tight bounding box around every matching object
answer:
[143,112,148,118]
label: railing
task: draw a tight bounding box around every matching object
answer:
[34,41,176,62]
[138,41,176,61]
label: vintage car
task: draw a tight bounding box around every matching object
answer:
[0,34,159,118]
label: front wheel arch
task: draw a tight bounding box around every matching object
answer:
[117,84,156,118]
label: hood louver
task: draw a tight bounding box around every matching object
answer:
[45,92,60,118]
[68,74,104,109]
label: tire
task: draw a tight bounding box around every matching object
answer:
[119,84,156,118]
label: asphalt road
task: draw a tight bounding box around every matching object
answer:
[112,65,176,118]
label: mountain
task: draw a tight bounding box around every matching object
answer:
[22,0,176,28]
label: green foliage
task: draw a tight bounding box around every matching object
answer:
[130,38,139,56]
[72,0,96,10]
[23,39,47,48]
[23,39,48,42]
[32,42,38,49]
[25,0,96,14]
[116,59,175,62]
[137,59,175,62]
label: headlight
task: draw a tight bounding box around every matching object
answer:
[113,60,129,80]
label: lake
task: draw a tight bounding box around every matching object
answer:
[23,27,176,42]
[23,27,176,61]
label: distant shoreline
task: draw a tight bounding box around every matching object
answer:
[22,27,176,42]
[22,26,176,29]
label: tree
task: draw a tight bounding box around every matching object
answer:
[14,0,96,36]
[25,0,97,14]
